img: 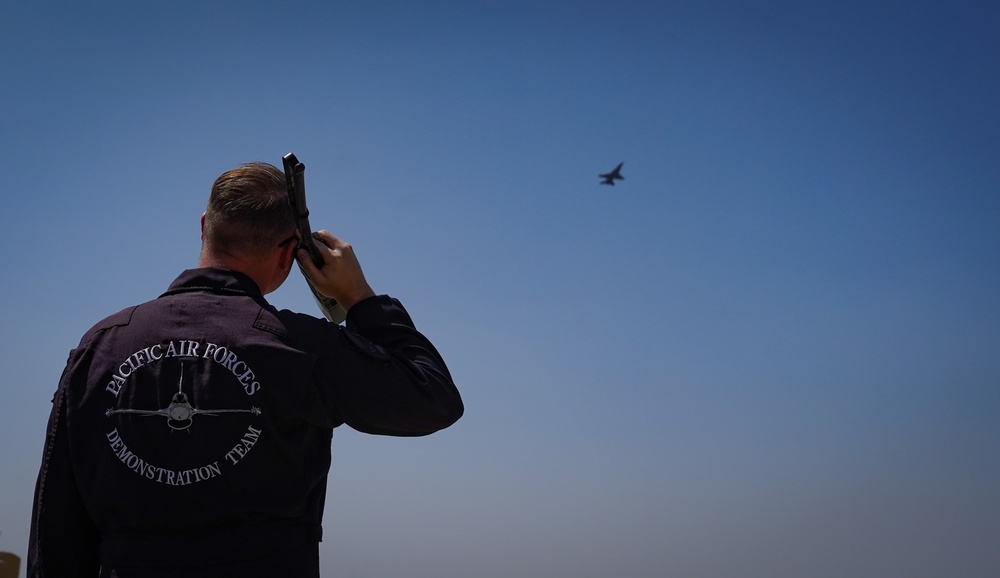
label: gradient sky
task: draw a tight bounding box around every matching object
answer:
[2,1,999,577]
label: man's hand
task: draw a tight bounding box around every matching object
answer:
[296,230,376,311]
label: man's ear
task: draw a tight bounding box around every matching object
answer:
[200,212,207,240]
[277,240,297,271]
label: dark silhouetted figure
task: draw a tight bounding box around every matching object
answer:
[599,162,624,185]
[27,161,463,578]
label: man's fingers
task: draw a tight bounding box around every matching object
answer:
[315,231,358,259]
[312,230,338,247]
[296,230,374,309]
[299,233,336,271]
[296,248,319,275]
[297,233,340,280]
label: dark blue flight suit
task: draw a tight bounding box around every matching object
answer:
[28,268,463,577]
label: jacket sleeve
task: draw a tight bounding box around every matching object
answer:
[28,355,101,577]
[325,295,464,436]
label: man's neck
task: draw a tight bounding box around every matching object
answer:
[198,251,266,294]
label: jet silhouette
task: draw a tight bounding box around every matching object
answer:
[599,162,624,185]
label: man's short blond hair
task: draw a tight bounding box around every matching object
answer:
[203,162,296,258]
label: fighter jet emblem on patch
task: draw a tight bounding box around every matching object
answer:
[102,342,267,485]
[107,362,260,432]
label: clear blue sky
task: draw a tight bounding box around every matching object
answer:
[2,1,999,576]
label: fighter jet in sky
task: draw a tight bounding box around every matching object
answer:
[599,162,624,185]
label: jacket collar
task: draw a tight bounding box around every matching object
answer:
[160,268,263,298]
